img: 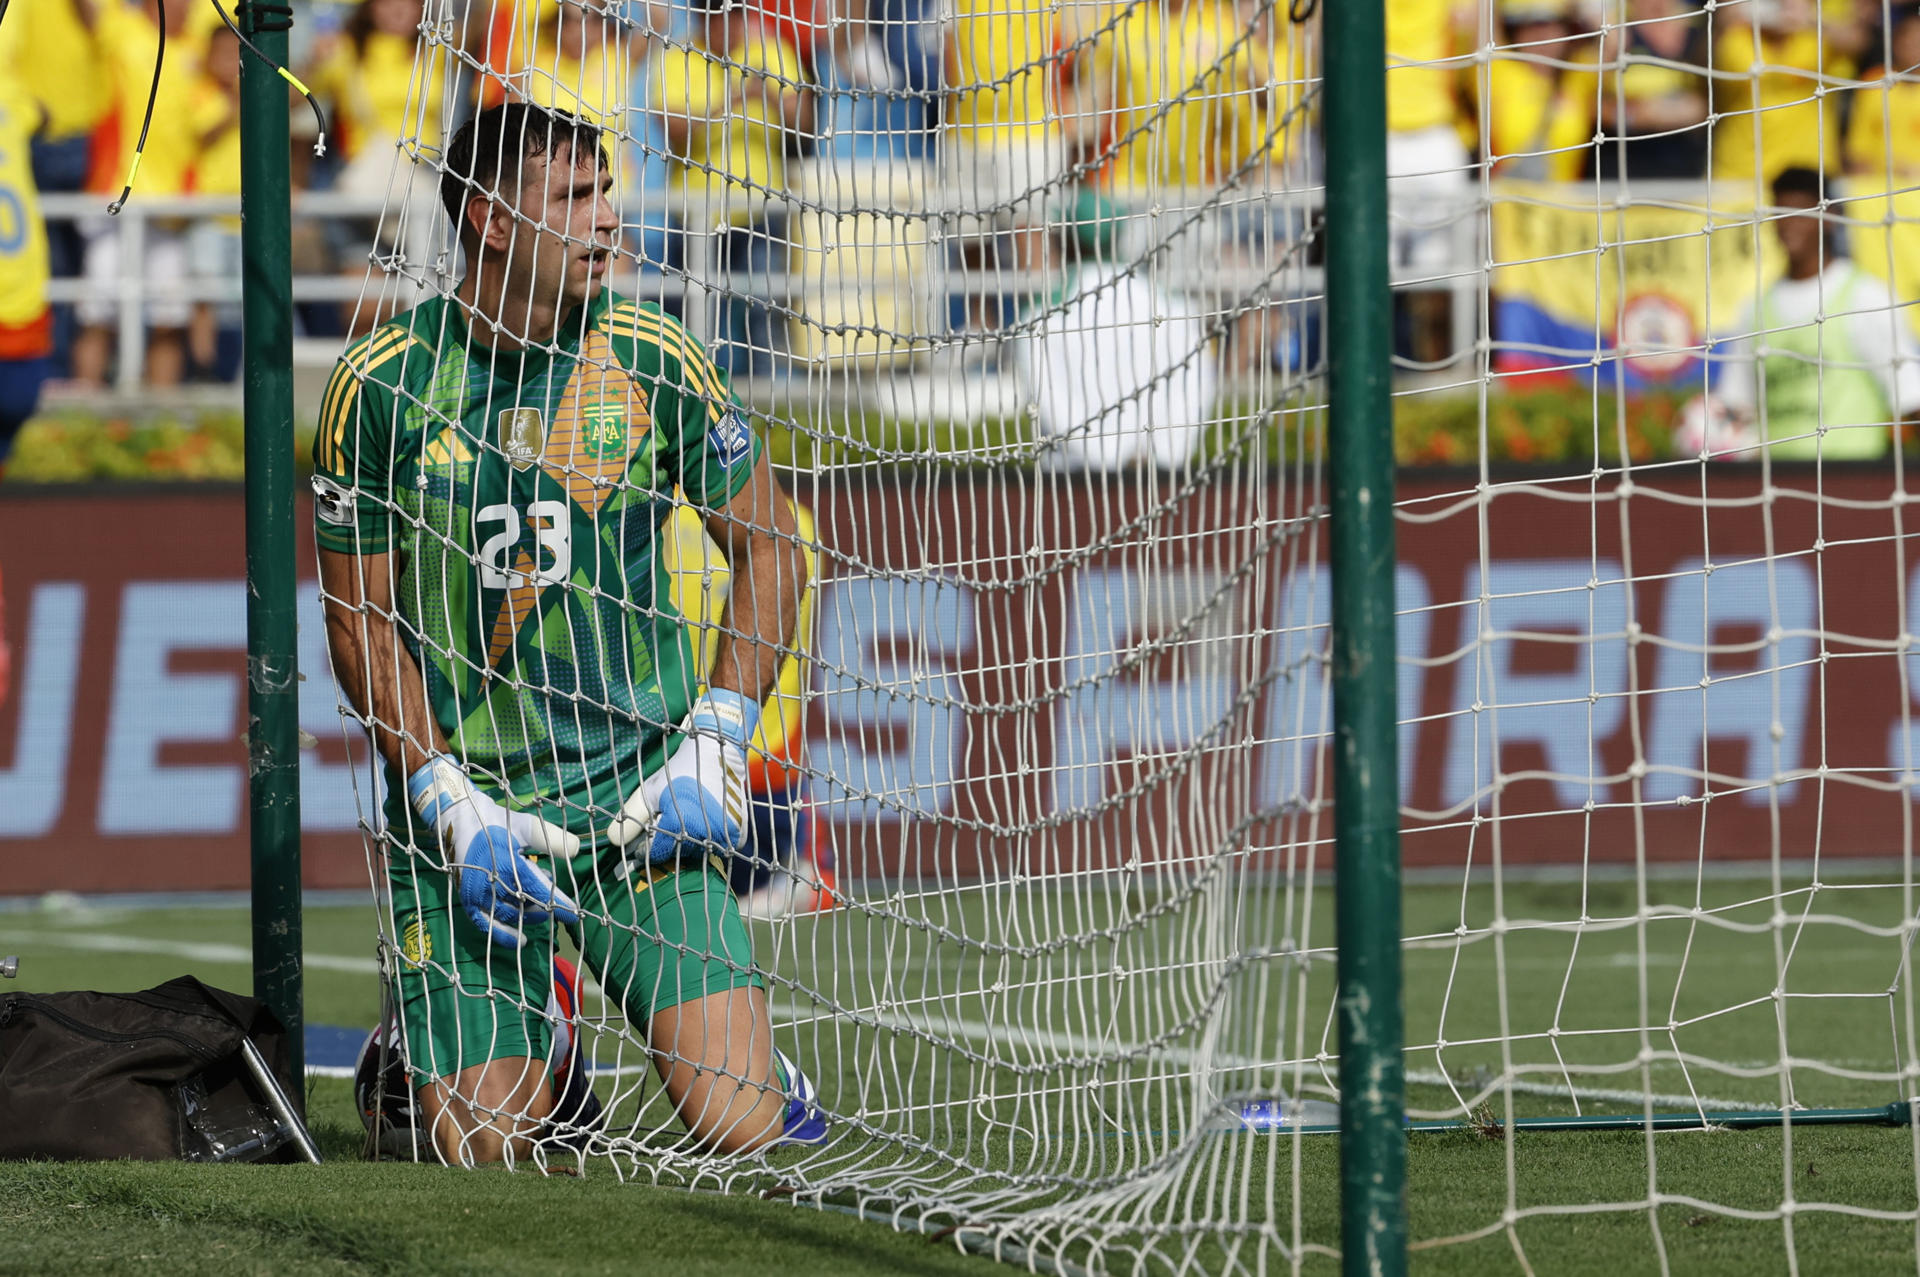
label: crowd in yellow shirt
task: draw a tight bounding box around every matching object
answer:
[13,0,1920,389]
[653,8,809,224]
[0,22,53,360]
[1380,0,1920,189]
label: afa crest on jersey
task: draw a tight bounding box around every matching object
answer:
[581,400,629,460]
[399,915,433,969]
[499,407,545,470]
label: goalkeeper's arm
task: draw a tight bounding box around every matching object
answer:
[320,548,579,945]
[319,549,446,777]
[704,454,808,708]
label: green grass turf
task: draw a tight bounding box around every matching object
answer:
[0,1139,1004,1276]
[3,877,1918,1274]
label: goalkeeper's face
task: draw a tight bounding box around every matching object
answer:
[509,142,619,314]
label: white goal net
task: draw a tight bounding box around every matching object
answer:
[315,0,1920,1269]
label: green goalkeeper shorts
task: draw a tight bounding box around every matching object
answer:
[387,851,764,1085]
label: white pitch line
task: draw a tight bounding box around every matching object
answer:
[1401,1069,1775,1113]
[7,930,378,974]
[820,1006,1775,1116]
[13,932,1789,1110]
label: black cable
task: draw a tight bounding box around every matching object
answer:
[107,0,170,215]
[210,0,329,151]
[108,0,330,216]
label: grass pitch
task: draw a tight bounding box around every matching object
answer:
[0,897,1002,1276]
[2,877,1918,1274]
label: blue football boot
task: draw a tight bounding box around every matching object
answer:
[774,1048,829,1146]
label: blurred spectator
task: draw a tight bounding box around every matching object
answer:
[1218,3,1321,379]
[942,0,1060,189]
[755,0,829,78]
[187,24,243,378]
[656,0,812,373]
[1844,4,1920,191]
[297,0,361,77]
[817,0,932,162]
[1595,0,1710,180]
[1836,0,1909,78]
[1481,0,1598,182]
[15,0,110,355]
[475,0,540,109]
[621,3,680,277]
[1822,0,1878,72]
[70,0,219,388]
[1015,191,1216,471]
[1387,0,1473,365]
[657,0,811,207]
[1711,166,1920,459]
[514,0,638,131]
[1090,0,1286,195]
[14,0,109,193]
[0,26,53,475]
[847,0,942,158]
[1713,0,1857,186]
[313,0,445,165]
[941,0,1065,338]
[792,0,936,373]
[1079,0,1313,378]
[310,0,448,305]
[1257,0,1318,180]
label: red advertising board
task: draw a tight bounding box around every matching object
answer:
[1,469,1915,895]
[0,489,371,893]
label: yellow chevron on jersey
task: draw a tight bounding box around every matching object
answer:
[423,426,476,470]
[319,327,412,443]
[602,305,716,388]
[541,327,657,514]
[608,304,721,384]
[485,545,548,670]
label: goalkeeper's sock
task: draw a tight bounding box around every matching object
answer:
[547,956,605,1151]
[772,1048,828,1146]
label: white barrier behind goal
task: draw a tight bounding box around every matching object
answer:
[320,0,1920,1269]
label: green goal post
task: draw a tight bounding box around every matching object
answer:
[238,0,306,1093]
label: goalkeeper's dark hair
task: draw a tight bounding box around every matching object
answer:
[440,102,608,240]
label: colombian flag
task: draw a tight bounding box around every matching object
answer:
[1491,182,1778,392]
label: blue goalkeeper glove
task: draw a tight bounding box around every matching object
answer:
[408,755,582,948]
[604,689,759,867]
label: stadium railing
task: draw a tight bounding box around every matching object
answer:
[38,179,1494,411]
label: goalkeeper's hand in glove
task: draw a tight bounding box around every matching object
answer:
[407,755,582,948]
[604,688,759,867]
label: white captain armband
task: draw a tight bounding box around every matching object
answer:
[311,474,359,526]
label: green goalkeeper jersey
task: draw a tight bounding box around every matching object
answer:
[310,290,764,846]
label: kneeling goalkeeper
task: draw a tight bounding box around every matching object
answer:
[314,101,818,1165]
